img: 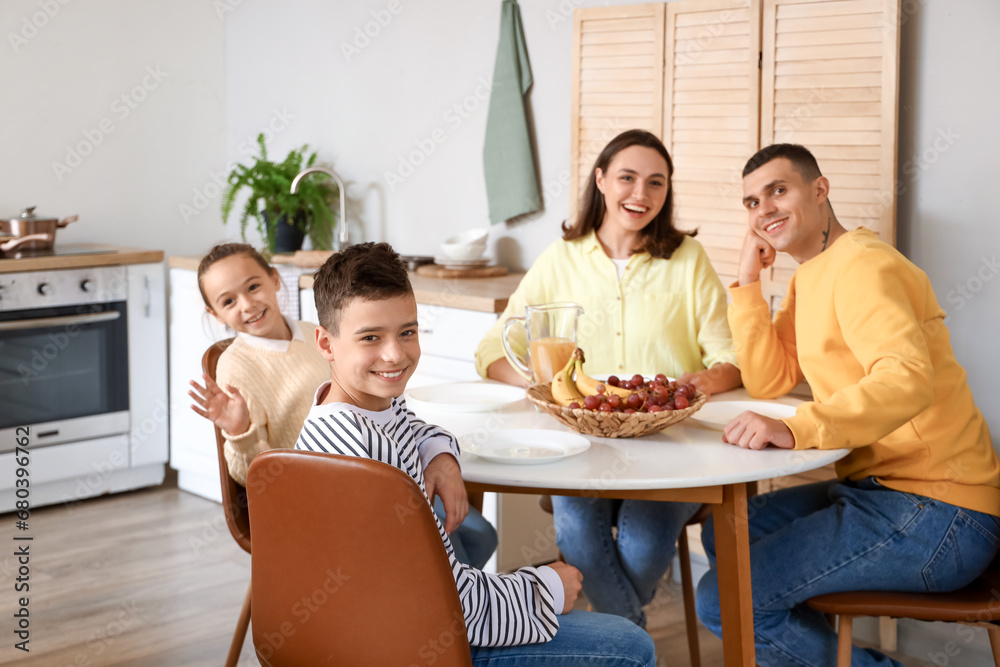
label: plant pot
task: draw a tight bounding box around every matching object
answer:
[264,211,306,253]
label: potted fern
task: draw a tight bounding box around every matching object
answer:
[221,133,338,253]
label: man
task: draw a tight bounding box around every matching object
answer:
[695,144,1000,666]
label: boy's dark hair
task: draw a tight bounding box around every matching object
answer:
[562,129,694,259]
[197,242,275,310]
[743,143,822,182]
[313,242,412,334]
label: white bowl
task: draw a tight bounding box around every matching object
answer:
[440,228,488,261]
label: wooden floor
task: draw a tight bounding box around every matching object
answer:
[0,475,922,666]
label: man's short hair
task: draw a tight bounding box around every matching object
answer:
[743,143,823,182]
[312,242,412,334]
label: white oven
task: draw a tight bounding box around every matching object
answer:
[0,267,130,451]
[0,260,168,511]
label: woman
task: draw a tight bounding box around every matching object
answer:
[475,129,741,626]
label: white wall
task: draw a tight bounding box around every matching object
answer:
[223,0,646,265]
[0,0,226,257]
[895,0,1000,448]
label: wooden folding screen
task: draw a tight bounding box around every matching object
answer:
[571,0,901,307]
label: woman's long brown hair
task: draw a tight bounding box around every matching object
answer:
[562,129,695,259]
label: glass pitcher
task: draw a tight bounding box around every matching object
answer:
[501,302,583,384]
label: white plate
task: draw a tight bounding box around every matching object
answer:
[405,381,527,413]
[459,429,590,464]
[690,400,797,430]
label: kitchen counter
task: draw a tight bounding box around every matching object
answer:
[0,244,164,273]
[170,255,524,314]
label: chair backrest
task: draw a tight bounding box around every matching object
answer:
[202,338,251,554]
[246,449,472,667]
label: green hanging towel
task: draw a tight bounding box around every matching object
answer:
[483,0,541,224]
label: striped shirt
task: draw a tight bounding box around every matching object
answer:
[295,384,561,647]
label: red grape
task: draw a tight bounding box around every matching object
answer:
[675,394,689,410]
[631,374,645,387]
[607,394,621,409]
[595,383,606,394]
[598,402,613,412]
[584,395,601,410]
[655,373,668,383]
[607,375,620,387]
[568,401,581,410]
[648,405,663,413]
[624,408,636,414]
[627,393,643,409]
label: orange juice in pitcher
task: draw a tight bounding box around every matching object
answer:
[528,337,577,384]
[502,303,584,385]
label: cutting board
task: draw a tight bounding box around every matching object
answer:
[415,264,508,279]
[270,250,332,268]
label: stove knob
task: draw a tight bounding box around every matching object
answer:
[80,279,93,293]
[38,283,52,296]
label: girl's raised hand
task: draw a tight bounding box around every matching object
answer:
[189,374,251,436]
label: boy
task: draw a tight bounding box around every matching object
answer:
[295,242,655,665]
[695,144,1000,666]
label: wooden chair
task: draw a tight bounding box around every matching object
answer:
[806,553,1000,667]
[202,338,252,667]
[246,449,472,666]
[538,495,712,667]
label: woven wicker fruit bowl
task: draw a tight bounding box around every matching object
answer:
[526,383,708,438]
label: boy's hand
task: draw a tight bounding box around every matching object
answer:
[547,561,583,613]
[424,454,468,533]
[738,229,777,286]
[723,411,794,450]
[189,374,250,436]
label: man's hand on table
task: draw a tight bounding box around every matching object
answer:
[677,362,742,397]
[548,561,583,613]
[723,412,795,450]
[424,454,469,533]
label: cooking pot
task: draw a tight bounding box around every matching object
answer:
[1,206,78,251]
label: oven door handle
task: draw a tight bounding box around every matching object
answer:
[0,311,121,331]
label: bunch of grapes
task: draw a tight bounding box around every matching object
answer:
[567,374,697,413]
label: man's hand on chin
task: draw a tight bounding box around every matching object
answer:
[723,412,795,450]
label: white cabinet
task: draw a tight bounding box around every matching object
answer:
[167,267,231,501]
[127,263,169,467]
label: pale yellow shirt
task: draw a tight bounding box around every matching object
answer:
[476,233,737,379]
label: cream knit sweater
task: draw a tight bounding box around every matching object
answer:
[216,321,330,486]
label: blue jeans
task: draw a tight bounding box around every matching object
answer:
[469,610,655,666]
[552,496,701,627]
[434,497,499,570]
[696,478,1000,667]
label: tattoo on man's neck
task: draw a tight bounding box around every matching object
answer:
[821,216,831,251]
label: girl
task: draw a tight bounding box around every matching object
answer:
[190,243,496,568]
[476,130,742,626]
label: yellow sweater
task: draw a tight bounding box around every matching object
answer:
[476,233,737,379]
[728,229,1000,516]
[216,321,330,486]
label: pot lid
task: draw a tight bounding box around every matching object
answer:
[3,206,59,224]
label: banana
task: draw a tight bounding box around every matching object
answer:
[551,348,586,407]
[573,349,632,398]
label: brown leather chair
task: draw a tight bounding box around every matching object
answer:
[538,494,712,667]
[807,555,1000,667]
[246,449,473,666]
[202,338,252,667]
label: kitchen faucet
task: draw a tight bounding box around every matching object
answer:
[290,166,348,249]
